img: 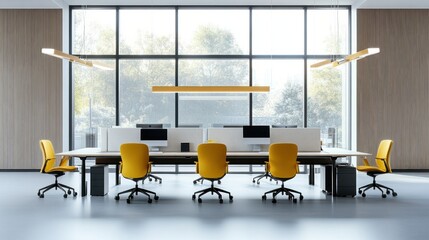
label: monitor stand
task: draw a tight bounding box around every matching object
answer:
[251,145,261,152]
[150,147,160,152]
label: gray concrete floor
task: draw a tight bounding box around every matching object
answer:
[1,171,429,240]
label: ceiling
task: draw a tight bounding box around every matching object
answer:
[1,0,429,9]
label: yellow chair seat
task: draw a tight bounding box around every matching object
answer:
[46,166,77,173]
[356,165,385,173]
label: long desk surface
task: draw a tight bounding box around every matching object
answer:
[57,148,369,197]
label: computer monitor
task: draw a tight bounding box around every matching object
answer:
[242,125,270,145]
[272,125,298,128]
[136,123,163,129]
[140,128,168,151]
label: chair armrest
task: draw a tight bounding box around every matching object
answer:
[195,161,199,173]
[148,162,153,173]
[226,161,229,173]
[59,156,70,167]
[363,157,370,166]
[264,161,270,173]
[296,161,300,173]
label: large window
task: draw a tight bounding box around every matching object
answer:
[70,6,350,149]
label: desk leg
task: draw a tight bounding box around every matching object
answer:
[80,157,87,197]
[309,165,315,185]
[115,164,121,185]
[331,157,338,196]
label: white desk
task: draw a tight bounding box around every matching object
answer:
[57,148,369,197]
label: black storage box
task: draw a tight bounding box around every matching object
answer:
[320,164,356,197]
[90,165,109,196]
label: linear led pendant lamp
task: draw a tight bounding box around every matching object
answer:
[152,86,270,93]
[41,48,92,67]
[41,48,114,70]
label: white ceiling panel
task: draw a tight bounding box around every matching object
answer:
[0,0,428,9]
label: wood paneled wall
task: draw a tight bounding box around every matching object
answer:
[0,10,62,169]
[357,10,429,169]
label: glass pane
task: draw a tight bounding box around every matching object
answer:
[178,9,249,55]
[119,60,175,127]
[72,9,116,55]
[252,9,304,55]
[73,60,116,149]
[252,59,304,126]
[307,60,349,148]
[178,59,249,127]
[119,9,175,55]
[307,9,349,55]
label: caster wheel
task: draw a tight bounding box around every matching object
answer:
[126,199,131,204]
[154,196,159,201]
[193,181,197,184]
[358,190,362,194]
[67,190,72,195]
[115,196,120,201]
[39,194,44,198]
[252,180,255,183]
[392,192,398,197]
[198,198,202,203]
[219,199,223,204]
[63,194,68,198]
[382,194,387,198]
[272,199,277,204]
[130,195,134,199]
[192,195,196,200]
[149,178,153,182]
[229,196,233,200]
[159,180,162,184]
[362,193,366,198]
[73,192,77,197]
[37,192,41,196]
[293,199,297,203]
[299,195,304,201]
[218,180,221,184]
[262,195,267,200]
[148,198,153,204]
[270,178,272,181]
[257,181,260,185]
[288,196,293,200]
[386,190,391,195]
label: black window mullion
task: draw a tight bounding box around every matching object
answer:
[249,7,253,126]
[115,7,120,126]
[175,6,179,128]
[304,7,308,128]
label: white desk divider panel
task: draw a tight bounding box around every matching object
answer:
[207,128,253,152]
[98,127,108,152]
[270,128,321,152]
[107,128,140,152]
[162,128,204,152]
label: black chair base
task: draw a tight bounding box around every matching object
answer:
[262,182,303,203]
[143,174,162,184]
[38,175,77,198]
[358,175,397,198]
[252,172,277,184]
[193,177,221,185]
[115,181,159,204]
[192,180,232,204]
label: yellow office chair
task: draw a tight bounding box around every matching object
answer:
[357,139,397,198]
[192,143,233,204]
[193,139,221,185]
[38,140,77,198]
[115,143,159,204]
[262,143,303,203]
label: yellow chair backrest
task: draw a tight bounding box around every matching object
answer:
[120,143,150,179]
[40,140,57,173]
[375,139,393,173]
[268,143,298,179]
[197,143,227,179]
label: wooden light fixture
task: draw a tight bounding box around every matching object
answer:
[152,86,270,93]
[41,48,114,70]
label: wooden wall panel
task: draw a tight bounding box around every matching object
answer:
[357,10,429,169]
[0,10,62,169]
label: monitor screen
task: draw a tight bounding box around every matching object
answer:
[243,125,270,138]
[242,125,270,145]
[140,128,168,140]
[136,124,163,129]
